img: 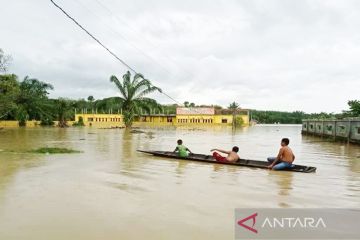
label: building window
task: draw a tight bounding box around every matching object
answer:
[357,127,360,134]
[88,118,93,122]
[310,124,313,129]
[318,125,321,130]
[327,125,333,131]
[222,119,228,123]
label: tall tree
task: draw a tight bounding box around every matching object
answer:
[0,48,12,73]
[54,98,73,127]
[87,95,94,102]
[228,101,240,127]
[228,101,239,110]
[0,74,20,119]
[347,100,360,116]
[16,76,53,125]
[110,71,161,127]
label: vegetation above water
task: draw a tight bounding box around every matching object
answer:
[28,147,81,154]
[1,48,359,126]
[110,71,161,127]
[251,101,360,124]
[0,49,162,128]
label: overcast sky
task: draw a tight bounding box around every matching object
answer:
[1,0,359,112]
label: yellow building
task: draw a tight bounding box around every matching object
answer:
[134,114,175,126]
[73,107,250,128]
[174,107,249,126]
[75,114,124,128]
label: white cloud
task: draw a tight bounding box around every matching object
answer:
[1,0,359,112]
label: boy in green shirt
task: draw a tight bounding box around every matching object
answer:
[174,139,192,157]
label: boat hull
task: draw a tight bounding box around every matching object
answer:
[138,150,316,173]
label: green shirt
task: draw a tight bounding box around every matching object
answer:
[177,144,189,157]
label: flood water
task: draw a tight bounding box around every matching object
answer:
[0,125,359,239]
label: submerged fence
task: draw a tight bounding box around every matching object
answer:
[302,119,360,144]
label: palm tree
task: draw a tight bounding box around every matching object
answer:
[110,71,161,128]
[228,101,239,110]
[228,101,240,128]
[54,98,73,128]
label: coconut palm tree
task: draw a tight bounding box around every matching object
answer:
[110,71,161,127]
[228,101,239,110]
[228,101,240,128]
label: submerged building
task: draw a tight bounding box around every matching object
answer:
[75,107,250,127]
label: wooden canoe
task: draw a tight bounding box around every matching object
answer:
[138,150,317,173]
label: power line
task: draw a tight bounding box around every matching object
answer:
[49,0,186,107]
[50,0,137,74]
[73,0,175,78]
[93,0,193,79]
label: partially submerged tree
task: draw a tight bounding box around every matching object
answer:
[16,76,54,125]
[110,71,161,127]
[54,98,74,128]
[228,101,240,127]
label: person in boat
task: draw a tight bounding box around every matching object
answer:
[174,139,192,157]
[210,146,240,163]
[267,138,295,170]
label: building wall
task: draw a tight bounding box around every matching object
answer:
[75,114,124,127]
[302,119,360,143]
[137,116,175,124]
[350,121,360,140]
[0,120,76,128]
[175,114,249,126]
[1,113,250,128]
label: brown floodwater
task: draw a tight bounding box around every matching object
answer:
[0,125,359,239]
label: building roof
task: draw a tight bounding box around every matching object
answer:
[176,107,215,115]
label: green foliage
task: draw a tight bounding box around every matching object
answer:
[228,102,239,110]
[0,48,12,73]
[347,100,360,116]
[250,110,338,124]
[110,71,161,127]
[235,116,244,126]
[93,97,122,114]
[28,147,81,154]
[73,116,85,127]
[16,106,28,126]
[161,104,177,114]
[54,98,74,128]
[16,76,54,121]
[183,101,196,107]
[0,74,20,119]
[40,117,55,126]
[87,95,94,102]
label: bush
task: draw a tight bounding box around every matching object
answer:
[73,116,85,127]
[40,117,55,126]
[235,116,245,126]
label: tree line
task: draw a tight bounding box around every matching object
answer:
[1,48,359,127]
[250,102,360,124]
